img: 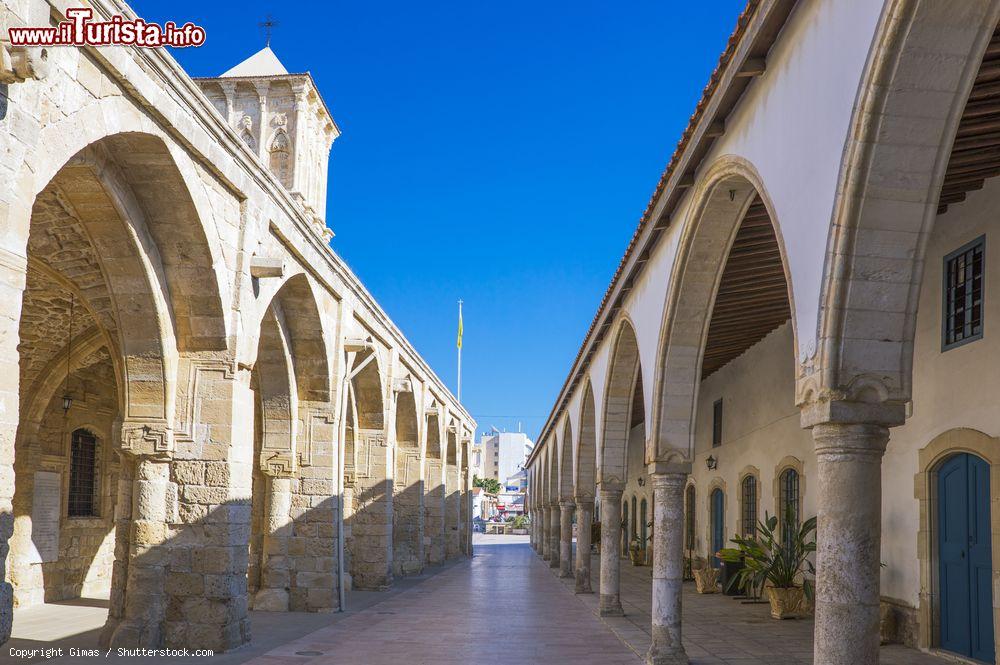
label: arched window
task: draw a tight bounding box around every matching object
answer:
[685,484,696,551]
[778,468,800,548]
[741,475,758,538]
[68,428,98,517]
[640,498,648,547]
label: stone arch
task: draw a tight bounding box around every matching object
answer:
[575,381,598,501]
[815,0,1000,407]
[38,131,228,354]
[599,320,642,488]
[444,420,461,558]
[558,418,574,501]
[653,158,795,463]
[344,348,390,589]
[423,404,445,566]
[915,428,1000,652]
[393,385,422,576]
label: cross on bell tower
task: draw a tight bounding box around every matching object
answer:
[259,14,279,47]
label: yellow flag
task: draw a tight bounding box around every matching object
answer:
[457,304,463,349]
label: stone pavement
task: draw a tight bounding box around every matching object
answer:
[242,534,639,665]
[543,545,955,665]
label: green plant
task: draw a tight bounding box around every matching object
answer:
[717,511,816,600]
[511,514,529,529]
[472,475,502,495]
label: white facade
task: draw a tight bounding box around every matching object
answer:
[479,431,532,485]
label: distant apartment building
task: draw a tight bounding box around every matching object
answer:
[478,430,533,484]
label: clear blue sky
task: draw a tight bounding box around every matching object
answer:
[137,0,744,440]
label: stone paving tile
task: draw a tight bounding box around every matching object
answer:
[539,544,955,665]
[243,535,641,665]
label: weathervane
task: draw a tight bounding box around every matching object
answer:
[259,14,279,47]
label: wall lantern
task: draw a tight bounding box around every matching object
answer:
[706,455,718,471]
[637,476,645,487]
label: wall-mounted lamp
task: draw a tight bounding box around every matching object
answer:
[706,455,718,471]
[637,476,645,487]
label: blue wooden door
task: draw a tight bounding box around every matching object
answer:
[711,489,725,568]
[939,453,994,663]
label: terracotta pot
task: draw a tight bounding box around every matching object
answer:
[766,586,803,619]
[693,567,719,594]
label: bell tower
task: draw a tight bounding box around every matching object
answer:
[194,47,339,238]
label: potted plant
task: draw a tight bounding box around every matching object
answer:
[591,521,601,554]
[718,511,816,619]
[691,557,719,593]
[628,535,645,566]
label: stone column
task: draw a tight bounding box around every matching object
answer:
[574,498,594,593]
[0,251,26,644]
[548,505,560,569]
[559,500,575,578]
[105,455,171,648]
[599,486,625,616]
[811,422,890,665]
[541,504,552,560]
[254,476,292,611]
[647,472,689,665]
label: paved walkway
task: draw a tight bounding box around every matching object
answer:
[244,535,639,665]
[546,545,955,665]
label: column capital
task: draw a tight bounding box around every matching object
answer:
[574,496,595,509]
[812,422,890,461]
[650,471,688,491]
[559,499,575,509]
[647,460,692,476]
[597,484,624,498]
[800,397,905,429]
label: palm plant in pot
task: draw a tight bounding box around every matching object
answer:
[717,511,816,619]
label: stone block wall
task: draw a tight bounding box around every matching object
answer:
[424,460,445,565]
[392,446,423,576]
[445,466,461,559]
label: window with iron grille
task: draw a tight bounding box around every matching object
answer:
[68,428,98,517]
[712,399,723,447]
[741,475,757,538]
[943,236,985,350]
[685,484,696,550]
[778,468,799,549]
[640,498,648,545]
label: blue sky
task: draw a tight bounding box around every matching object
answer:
[137,0,744,439]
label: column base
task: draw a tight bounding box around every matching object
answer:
[559,569,573,579]
[548,558,559,569]
[646,646,689,665]
[599,594,624,617]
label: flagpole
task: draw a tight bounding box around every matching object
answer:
[457,299,463,401]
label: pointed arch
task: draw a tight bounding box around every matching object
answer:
[575,381,598,501]
[599,320,642,488]
[814,1,1000,409]
[654,158,794,463]
[558,418,574,501]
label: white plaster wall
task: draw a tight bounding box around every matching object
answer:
[686,322,815,560]
[879,176,1000,606]
[699,0,885,359]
